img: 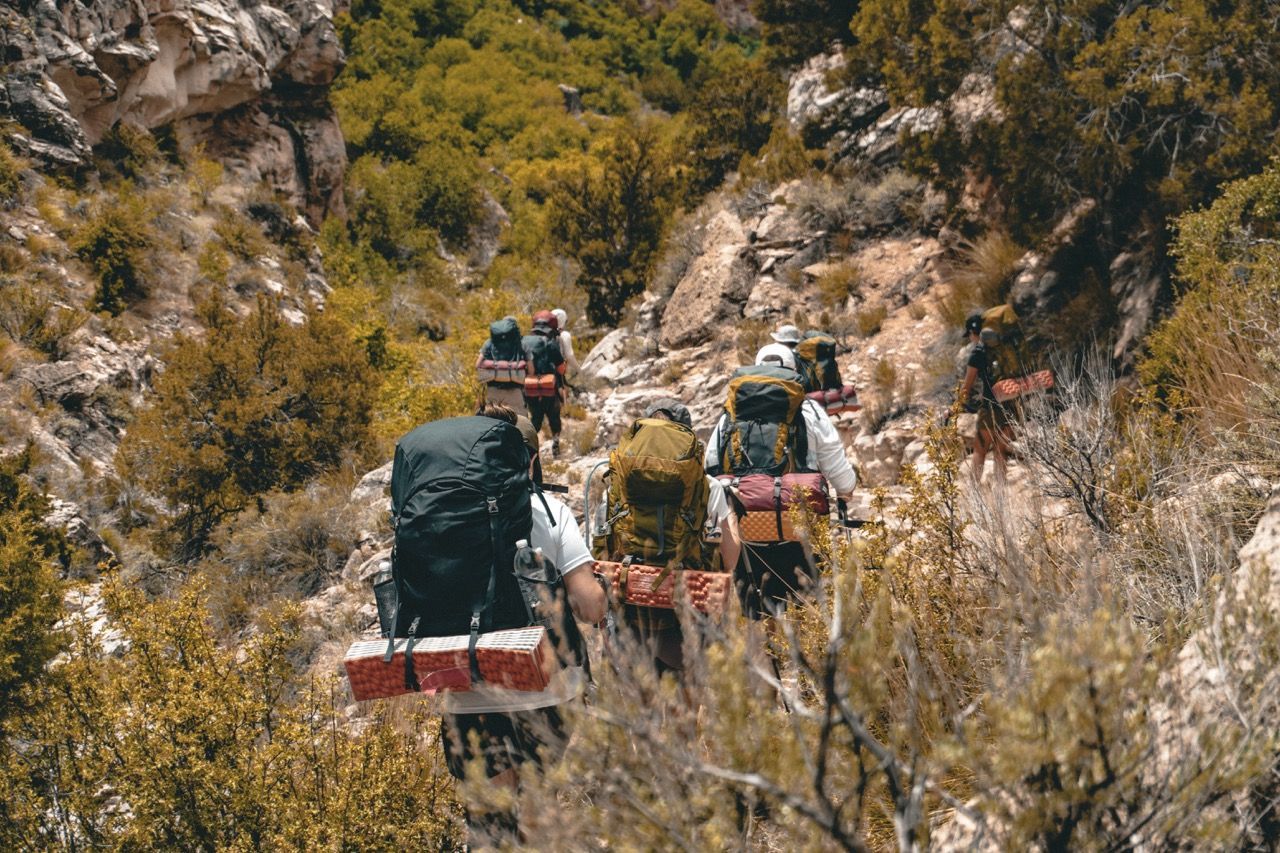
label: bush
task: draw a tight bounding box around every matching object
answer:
[117,296,378,557]
[0,277,86,359]
[73,187,156,315]
[213,206,270,261]
[854,301,887,337]
[0,579,464,848]
[684,52,784,197]
[934,231,1024,328]
[548,120,679,325]
[0,142,23,208]
[815,260,861,310]
[93,123,162,182]
[0,450,66,719]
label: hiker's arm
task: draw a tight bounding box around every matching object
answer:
[719,512,741,573]
[807,403,857,497]
[563,561,606,624]
[960,366,977,400]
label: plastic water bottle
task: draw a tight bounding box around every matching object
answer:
[371,560,395,639]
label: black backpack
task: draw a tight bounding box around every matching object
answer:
[486,317,524,361]
[708,365,810,477]
[523,331,563,377]
[388,416,576,686]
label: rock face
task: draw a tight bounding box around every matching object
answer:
[0,0,347,222]
[659,210,756,350]
[786,52,889,149]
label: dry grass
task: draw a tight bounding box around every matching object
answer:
[736,317,771,364]
[854,302,888,338]
[815,261,861,310]
[935,231,1024,328]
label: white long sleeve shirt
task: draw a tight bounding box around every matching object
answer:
[558,330,580,374]
[703,400,857,496]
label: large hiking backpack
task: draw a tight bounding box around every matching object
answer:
[522,332,564,398]
[599,418,710,570]
[710,365,810,476]
[390,417,535,639]
[795,331,841,392]
[388,416,584,687]
[977,304,1023,387]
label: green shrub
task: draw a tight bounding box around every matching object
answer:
[815,260,861,310]
[73,187,156,315]
[117,296,378,557]
[94,123,162,182]
[754,0,857,66]
[213,206,270,261]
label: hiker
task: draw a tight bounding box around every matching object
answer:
[704,361,857,619]
[523,311,567,457]
[959,313,1014,483]
[753,323,802,371]
[794,330,842,393]
[550,308,580,376]
[477,316,528,412]
[392,404,604,844]
[593,397,741,675]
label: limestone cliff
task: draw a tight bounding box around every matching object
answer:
[0,0,347,223]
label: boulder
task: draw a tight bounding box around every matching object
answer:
[349,461,392,507]
[43,497,115,571]
[660,210,756,350]
[786,52,889,149]
[579,328,634,385]
[853,427,916,488]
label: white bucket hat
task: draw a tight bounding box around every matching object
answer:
[770,324,801,345]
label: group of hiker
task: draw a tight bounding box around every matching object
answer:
[382,306,1034,842]
[386,319,860,841]
[476,308,579,457]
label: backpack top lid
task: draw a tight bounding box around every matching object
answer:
[981,304,1019,339]
[532,309,558,333]
[392,416,530,517]
[732,364,804,384]
[490,317,520,339]
[796,331,837,359]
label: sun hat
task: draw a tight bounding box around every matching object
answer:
[770,324,802,345]
[643,397,693,429]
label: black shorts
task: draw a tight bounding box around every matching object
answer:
[736,541,816,619]
[441,706,569,780]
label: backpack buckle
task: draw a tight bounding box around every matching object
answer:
[486,497,499,515]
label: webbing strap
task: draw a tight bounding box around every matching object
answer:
[470,496,503,684]
[403,617,421,692]
[773,476,785,540]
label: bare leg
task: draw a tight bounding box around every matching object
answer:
[971,429,990,483]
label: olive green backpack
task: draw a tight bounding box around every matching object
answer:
[598,418,710,570]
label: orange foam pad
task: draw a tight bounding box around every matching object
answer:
[992,369,1055,403]
[523,374,558,397]
[738,511,806,543]
[344,627,559,702]
[594,561,731,616]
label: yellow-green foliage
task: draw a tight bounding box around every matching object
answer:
[333,0,773,322]
[73,185,157,315]
[0,579,463,848]
[117,296,377,556]
[0,278,85,359]
[0,451,67,718]
[854,0,1280,241]
[93,123,162,182]
[815,260,861,309]
[212,205,269,261]
[1142,158,1280,473]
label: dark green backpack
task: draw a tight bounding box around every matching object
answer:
[522,331,564,377]
[486,318,524,361]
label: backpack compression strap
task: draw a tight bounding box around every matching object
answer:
[470,496,503,684]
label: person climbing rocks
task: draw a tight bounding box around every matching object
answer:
[959,313,1014,484]
[754,323,802,371]
[704,355,857,620]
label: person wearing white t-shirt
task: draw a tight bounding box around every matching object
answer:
[440,405,604,843]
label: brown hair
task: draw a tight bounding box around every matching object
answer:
[476,402,518,425]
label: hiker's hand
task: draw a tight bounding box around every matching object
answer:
[565,566,606,624]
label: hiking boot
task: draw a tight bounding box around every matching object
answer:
[552,438,561,457]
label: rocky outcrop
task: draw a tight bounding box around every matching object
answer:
[659,210,756,350]
[1,0,347,222]
[787,52,889,149]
